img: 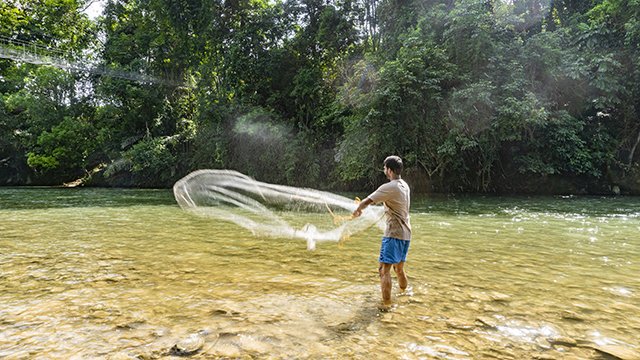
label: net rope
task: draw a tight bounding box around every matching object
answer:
[173,170,384,250]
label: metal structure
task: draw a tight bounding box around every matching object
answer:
[0,35,171,85]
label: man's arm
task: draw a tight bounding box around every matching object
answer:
[352,197,373,218]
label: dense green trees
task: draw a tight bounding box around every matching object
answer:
[0,0,96,183]
[0,0,639,193]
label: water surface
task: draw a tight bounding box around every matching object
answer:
[1,188,639,359]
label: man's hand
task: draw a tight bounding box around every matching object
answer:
[352,197,372,218]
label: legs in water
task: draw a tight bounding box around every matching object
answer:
[379,262,409,306]
[393,262,408,292]
[379,263,393,306]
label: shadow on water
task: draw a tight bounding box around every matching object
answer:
[327,294,381,335]
[0,187,175,210]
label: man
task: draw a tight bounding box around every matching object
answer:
[352,155,411,307]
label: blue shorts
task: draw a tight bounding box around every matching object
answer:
[379,237,410,264]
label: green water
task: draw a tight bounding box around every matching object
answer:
[1,188,639,359]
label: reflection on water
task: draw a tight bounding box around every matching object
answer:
[1,188,640,359]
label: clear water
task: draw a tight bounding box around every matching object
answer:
[1,188,639,359]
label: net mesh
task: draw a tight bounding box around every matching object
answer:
[173,170,384,250]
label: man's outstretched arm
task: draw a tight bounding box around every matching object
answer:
[352,197,373,218]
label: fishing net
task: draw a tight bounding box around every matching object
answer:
[173,170,384,250]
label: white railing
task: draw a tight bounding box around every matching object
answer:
[0,35,177,85]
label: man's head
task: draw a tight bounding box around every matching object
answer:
[383,155,403,176]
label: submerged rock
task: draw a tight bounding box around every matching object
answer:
[560,310,585,321]
[475,316,498,329]
[549,336,577,347]
[488,291,511,302]
[590,345,640,360]
[534,337,552,350]
[170,333,205,356]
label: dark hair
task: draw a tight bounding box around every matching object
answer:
[383,155,403,175]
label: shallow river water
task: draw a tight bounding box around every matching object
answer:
[1,187,639,359]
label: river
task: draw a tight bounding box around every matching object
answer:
[1,187,639,359]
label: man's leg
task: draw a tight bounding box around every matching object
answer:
[393,262,408,291]
[379,262,393,305]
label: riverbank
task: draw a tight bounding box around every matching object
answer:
[3,163,640,195]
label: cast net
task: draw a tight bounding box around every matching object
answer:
[173,170,384,250]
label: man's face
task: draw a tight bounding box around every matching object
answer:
[383,165,392,180]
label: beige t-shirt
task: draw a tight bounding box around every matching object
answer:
[367,179,411,240]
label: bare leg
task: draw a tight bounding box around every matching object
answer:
[379,263,393,305]
[393,262,408,291]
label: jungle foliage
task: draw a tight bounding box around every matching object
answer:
[1,0,639,193]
